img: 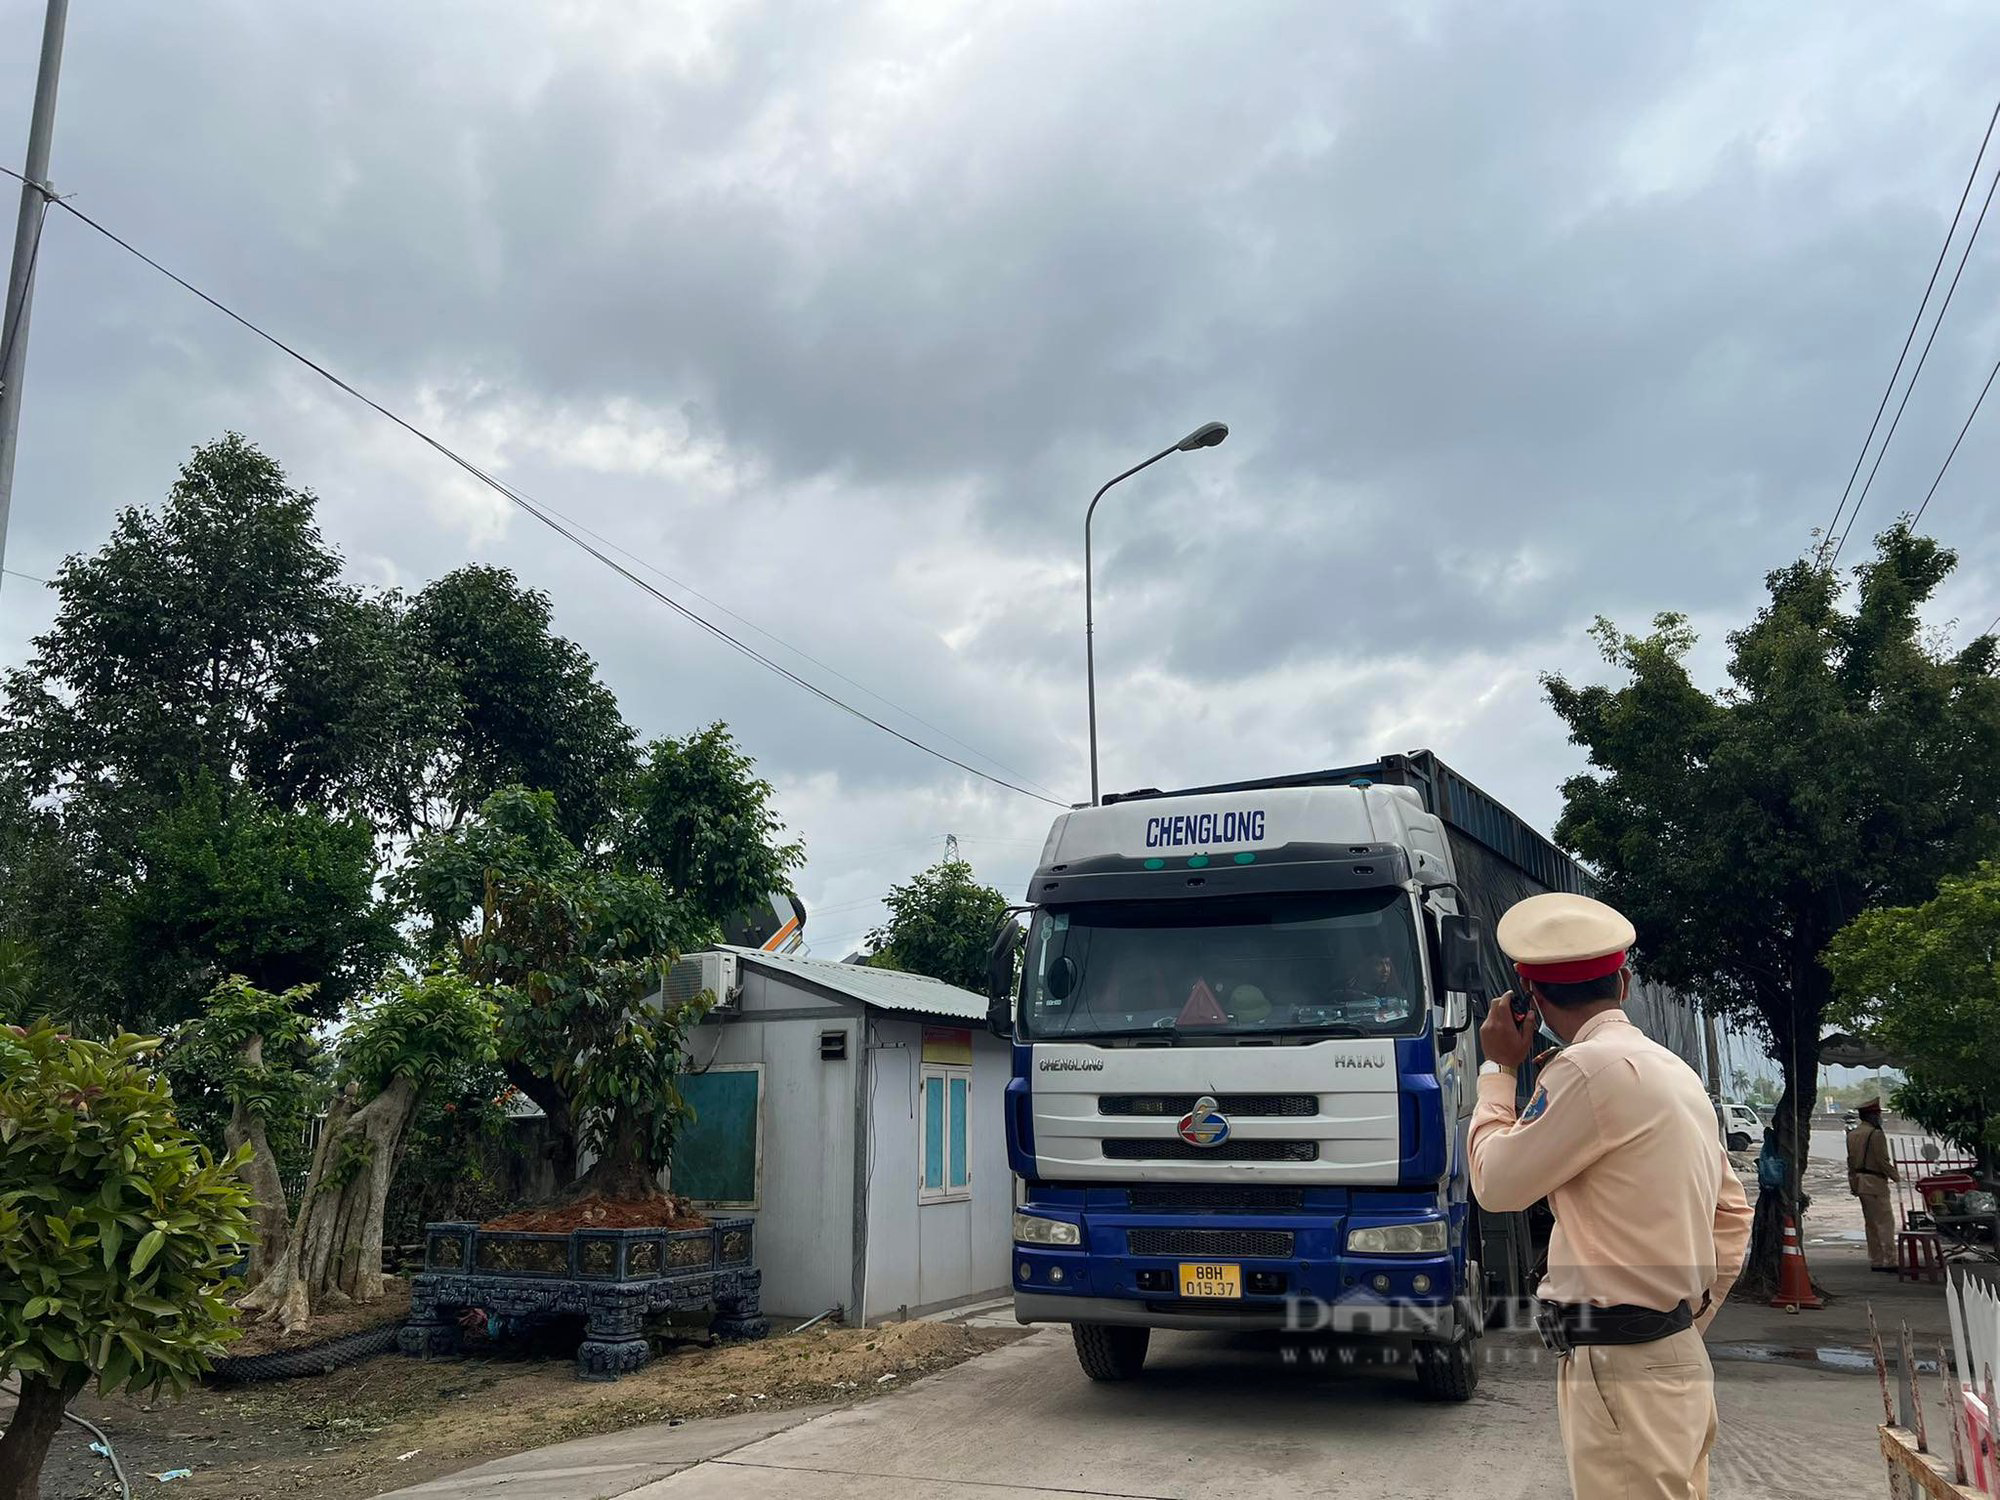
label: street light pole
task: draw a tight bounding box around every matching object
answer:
[0,0,71,593]
[1085,420,1228,805]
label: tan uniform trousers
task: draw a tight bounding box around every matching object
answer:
[1858,1181,1898,1268]
[1557,1328,1718,1500]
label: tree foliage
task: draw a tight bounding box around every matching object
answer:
[1546,524,2000,1285]
[117,776,395,1028]
[0,437,402,1032]
[1827,861,2000,1172]
[383,566,636,846]
[617,723,805,924]
[868,858,1011,992]
[398,787,713,1198]
[0,1023,252,1500]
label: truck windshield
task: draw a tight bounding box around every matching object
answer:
[1020,890,1427,1041]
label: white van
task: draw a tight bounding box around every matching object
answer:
[1720,1101,1761,1152]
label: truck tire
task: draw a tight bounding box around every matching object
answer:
[1727,1131,1751,1153]
[1413,1336,1478,1402]
[1072,1323,1149,1381]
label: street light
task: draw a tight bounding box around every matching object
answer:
[1084,420,1229,805]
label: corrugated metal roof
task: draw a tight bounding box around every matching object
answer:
[718,945,987,1021]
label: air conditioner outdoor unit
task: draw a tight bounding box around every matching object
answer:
[662,950,740,1011]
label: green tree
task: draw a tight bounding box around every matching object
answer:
[398,787,712,1198]
[166,978,325,1280]
[1827,862,2000,1173]
[0,1023,253,1500]
[868,858,1011,992]
[240,970,495,1332]
[386,566,636,846]
[0,436,404,1032]
[617,722,805,924]
[112,776,395,1028]
[3,435,388,819]
[1545,524,2000,1288]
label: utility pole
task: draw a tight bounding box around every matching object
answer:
[1703,1008,1724,1100]
[0,0,71,591]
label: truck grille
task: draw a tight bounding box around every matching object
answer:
[1098,1093,1317,1118]
[1102,1139,1319,1163]
[1127,1228,1295,1257]
[1127,1185,1304,1211]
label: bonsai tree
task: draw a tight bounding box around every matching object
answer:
[166,976,321,1279]
[0,1023,252,1500]
[239,969,494,1333]
[399,786,714,1199]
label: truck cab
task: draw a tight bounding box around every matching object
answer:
[989,772,1491,1400]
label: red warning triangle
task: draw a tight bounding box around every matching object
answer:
[1176,978,1228,1028]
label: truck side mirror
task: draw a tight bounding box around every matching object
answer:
[1436,913,1483,1047]
[986,919,1023,1039]
[1439,913,1484,993]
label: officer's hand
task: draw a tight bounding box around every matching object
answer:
[1480,992,1536,1068]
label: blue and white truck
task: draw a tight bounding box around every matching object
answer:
[984,750,1699,1400]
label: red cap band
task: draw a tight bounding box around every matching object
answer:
[1515,951,1627,985]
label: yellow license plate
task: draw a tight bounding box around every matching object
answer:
[1178,1261,1242,1299]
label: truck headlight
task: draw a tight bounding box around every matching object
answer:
[1013,1211,1081,1247]
[1346,1220,1447,1255]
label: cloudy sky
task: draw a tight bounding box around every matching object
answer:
[2,0,1997,961]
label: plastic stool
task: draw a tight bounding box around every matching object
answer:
[1897,1229,1943,1283]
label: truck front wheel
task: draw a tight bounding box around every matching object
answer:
[1413,1335,1479,1402]
[1072,1323,1150,1381]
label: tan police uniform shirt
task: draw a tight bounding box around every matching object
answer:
[1468,1009,1753,1321]
[1846,1121,1897,1189]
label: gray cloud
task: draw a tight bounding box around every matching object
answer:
[3,0,1997,948]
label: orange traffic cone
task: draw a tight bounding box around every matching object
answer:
[1769,1214,1823,1310]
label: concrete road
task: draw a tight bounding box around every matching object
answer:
[390,1323,1896,1500]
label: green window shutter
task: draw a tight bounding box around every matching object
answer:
[948,1075,969,1187]
[924,1075,945,1190]
[671,1070,761,1204]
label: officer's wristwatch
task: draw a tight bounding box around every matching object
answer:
[1478,1061,1517,1078]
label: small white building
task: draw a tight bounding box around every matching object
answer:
[662,946,1013,1323]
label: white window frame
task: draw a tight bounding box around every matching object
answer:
[919,1063,973,1204]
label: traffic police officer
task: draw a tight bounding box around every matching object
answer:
[1469,893,1753,1500]
[1846,1097,1899,1271]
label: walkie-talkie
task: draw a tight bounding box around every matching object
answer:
[1509,982,1532,1024]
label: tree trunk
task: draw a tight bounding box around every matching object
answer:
[239,1075,419,1334]
[0,1372,83,1500]
[568,1103,665,1202]
[501,1060,578,1189]
[225,1035,291,1282]
[1742,1018,1822,1296]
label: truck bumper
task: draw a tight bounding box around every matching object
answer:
[1015,1291,1462,1339]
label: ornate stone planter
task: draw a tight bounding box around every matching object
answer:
[398,1216,766,1380]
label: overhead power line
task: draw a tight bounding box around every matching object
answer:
[1832,122,2000,564]
[1910,351,2000,526]
[526,497,1065,802]
[1,166,1067,809]
[1818,98,2000,564]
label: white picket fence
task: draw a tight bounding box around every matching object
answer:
[1945,1264,2000,1493]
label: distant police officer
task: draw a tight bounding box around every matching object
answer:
[1846,1097,1899,1271]
[1469,893,1753,1500]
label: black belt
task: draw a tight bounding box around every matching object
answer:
[1534,1299,1693,1355]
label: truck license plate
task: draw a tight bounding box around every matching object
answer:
[1178,1261,1241,1299]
